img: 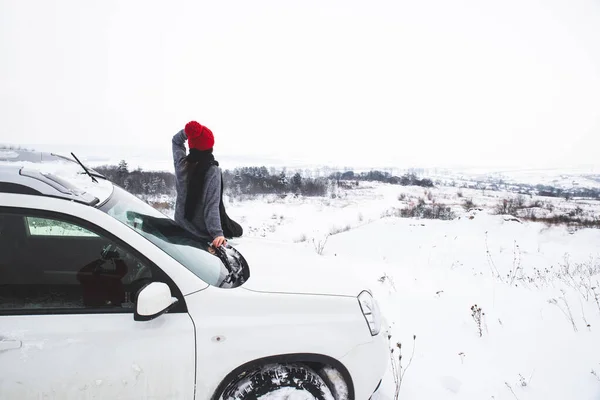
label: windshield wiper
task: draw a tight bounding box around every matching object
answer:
[71,152,98,183]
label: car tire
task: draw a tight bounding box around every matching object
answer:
[218,363,335,400]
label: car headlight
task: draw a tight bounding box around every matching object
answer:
[358,291,382,336]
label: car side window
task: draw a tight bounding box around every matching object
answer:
[0,211,172,315]
[26,216,98,237]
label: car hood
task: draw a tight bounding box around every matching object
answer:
[233,239,367,298]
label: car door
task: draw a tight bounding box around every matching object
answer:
[0,208,196,400]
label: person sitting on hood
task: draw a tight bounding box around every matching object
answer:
[172,121,242,248]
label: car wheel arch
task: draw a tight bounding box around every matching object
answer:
[210,353,355,400]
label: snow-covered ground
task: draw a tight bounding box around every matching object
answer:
[180,182,600,400]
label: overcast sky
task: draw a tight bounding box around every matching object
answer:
[1,0,599,170]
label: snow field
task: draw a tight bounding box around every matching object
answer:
[216,182,600,400]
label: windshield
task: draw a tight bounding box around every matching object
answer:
[99,186,228,287]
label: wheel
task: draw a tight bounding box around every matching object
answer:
[218,363,335,400]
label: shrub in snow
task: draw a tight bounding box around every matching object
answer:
[516,256,600,311]
[548,290,578,332]
[381,208,401,218]
[518,373,530,387]
[485,234,526,285]
[495,197,521,216]
[312,235,329,255]
[570,206,584,217]
[494,195,540,216]
[389,334,416,400]
[505,241,522,286]
[462,198,477,211]
[494,196,600,229]
[530,199,544,208]
[527,214,600,230]
[293,233,308,243]
[400,198,455,220]
[553,256,600,301]
[378,273,397,292]
[471,304,484,337]
[329,224,352,236]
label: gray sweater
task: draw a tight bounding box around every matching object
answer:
[172,130,224,241]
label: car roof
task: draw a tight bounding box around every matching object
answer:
[0,149,114,206]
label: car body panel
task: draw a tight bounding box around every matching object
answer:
[234,239,367,297]
[185,286,378,399]
[0,313,196,399]
[340,320,390,399]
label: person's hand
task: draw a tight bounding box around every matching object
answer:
[212,236,226,248]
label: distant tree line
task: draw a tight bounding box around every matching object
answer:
[488,182,600,200]
[329,171,434,187]
[95,160,600,202]
[93,160,436,197]
[446,179,600,201]
[532,184,600,200]
[94,161,176,196]
[222,167,328,197]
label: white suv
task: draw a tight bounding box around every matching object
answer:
[0,151,388,400]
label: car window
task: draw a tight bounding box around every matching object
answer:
[26,216,98,237]
[99,186,230,287]
[0,211,170,315]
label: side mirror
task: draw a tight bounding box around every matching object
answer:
[134,282,178,321]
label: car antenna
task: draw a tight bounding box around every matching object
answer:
[71,152,98,183]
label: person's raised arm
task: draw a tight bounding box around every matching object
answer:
[172,129,187,170]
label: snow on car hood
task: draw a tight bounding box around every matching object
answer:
[233,238,367,298]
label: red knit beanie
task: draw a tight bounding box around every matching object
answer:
[185,121,214,151]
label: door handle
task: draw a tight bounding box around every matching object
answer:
[0,340,22,351]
